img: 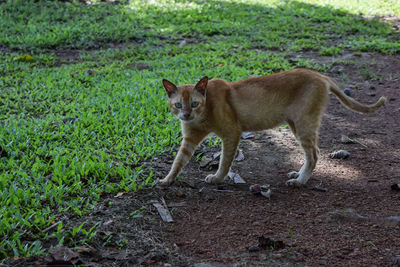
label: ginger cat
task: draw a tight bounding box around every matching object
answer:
[159,69,386,187]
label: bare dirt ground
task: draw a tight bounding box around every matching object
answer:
[152,52,400,266]
[5,52,400,267]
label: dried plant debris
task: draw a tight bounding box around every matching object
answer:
[228,171,246,184]
[329,150,350,159]
[330,208,400,226]
[241,132,255,139]
[45,246,81,265]
[199,151,221,168]
[235,149,245,161]
[152,200,173,223]
[249,184,271,199]
[260,189,272,199]
[340,135,368,147]
[311,185,328,192]
[340,135,356,144]
[330,208,368,222]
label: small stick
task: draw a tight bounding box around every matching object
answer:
[42,221,62,233]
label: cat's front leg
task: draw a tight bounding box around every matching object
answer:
[158,139,197,186]
[205,134,240,184]
[159,131,207,186]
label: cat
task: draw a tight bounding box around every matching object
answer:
[158,69,386,187]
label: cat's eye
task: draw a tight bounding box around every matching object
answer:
[174,102,182,109]
[191,101,200,108]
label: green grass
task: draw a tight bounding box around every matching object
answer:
[0,0,399,260]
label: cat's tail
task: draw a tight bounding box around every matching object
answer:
[326,77,386,114]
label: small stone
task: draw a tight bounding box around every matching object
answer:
[391,184,400,191]
[343,88,352,96]
[248,245,260,252]
[87,69,94,75]
[329,150,350,159]
[367,92,376,97]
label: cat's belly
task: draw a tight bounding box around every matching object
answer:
[239,114,285,132]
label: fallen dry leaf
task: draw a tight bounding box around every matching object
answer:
[241,132,255,139]
[228,171,246,184]
[45,246,80,265]
[235,149,245,162]
[152,201,173,223]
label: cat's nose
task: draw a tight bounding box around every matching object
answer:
[183,112,191,119]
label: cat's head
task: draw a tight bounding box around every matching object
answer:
[162,76,208,122]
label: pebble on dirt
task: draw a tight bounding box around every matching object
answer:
[248,245,260,252]
[391,183,400,191]
[392,256,400,266]
[329,150,350,159]
[343,88,352,96]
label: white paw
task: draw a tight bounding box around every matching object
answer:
[205,174,225,184]
[285,178,305,187]
[287,171,299,179]
[158,177,174,187]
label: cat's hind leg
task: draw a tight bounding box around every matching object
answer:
[286,125,319,187]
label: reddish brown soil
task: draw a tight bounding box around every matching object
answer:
[154,52,400,266]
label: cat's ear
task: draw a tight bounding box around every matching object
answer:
[162,79,177,97]
[195,76,208,96]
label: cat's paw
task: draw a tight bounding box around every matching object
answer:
[287,171,299,179]
[158,177,174,187]
[205,174,225,184]
[285,178,305,187]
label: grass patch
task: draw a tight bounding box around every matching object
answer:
[0,0,399,260]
